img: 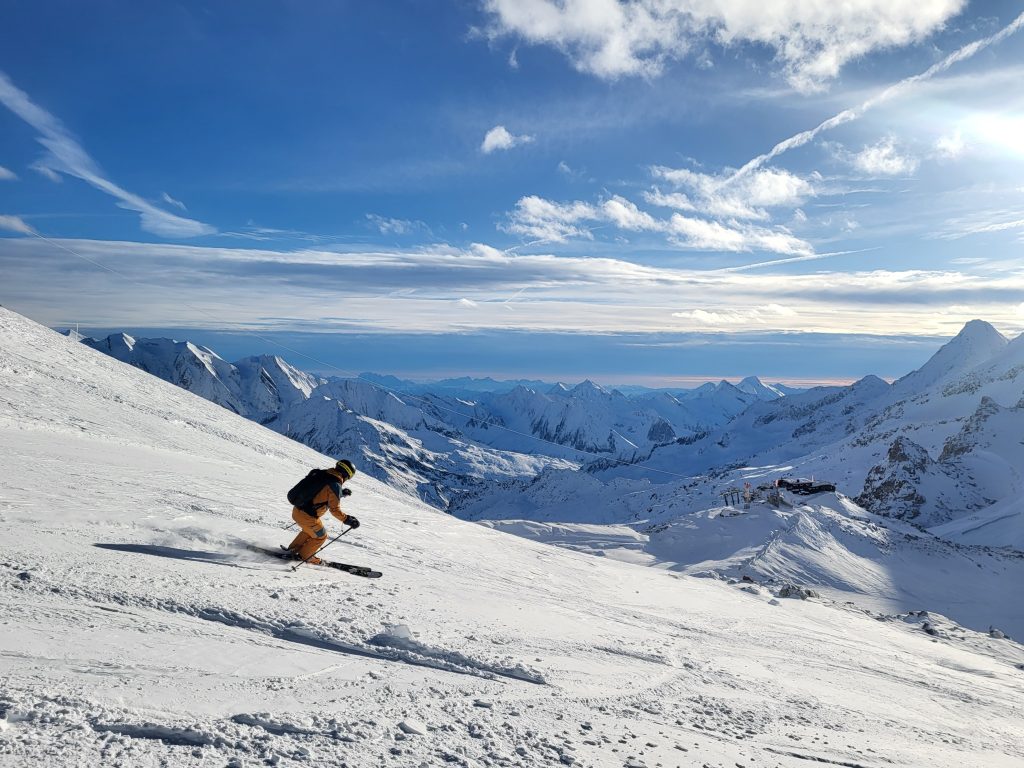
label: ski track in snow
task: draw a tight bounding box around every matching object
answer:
[2,308,1024,767]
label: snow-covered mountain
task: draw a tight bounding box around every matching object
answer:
[358,372,553,395]
[855,435,985,525]
[890,318,1008,396]
[75,332,574,508]
[268,390,566,509]
[75,331,786,506]
[428,377,768,460]
[733,375,786,399]
[79,332,322,422]
[570,320,1024,526]
[454,320,1024,617]
[4,306,1023,767]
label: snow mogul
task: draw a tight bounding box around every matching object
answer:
[284,459,359,564]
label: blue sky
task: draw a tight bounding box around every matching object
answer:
[2,1,1023,385]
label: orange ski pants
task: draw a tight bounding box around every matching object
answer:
[287,508,328,563]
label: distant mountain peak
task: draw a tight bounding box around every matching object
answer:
[570,379,607,397]
[957,318,1002,340]
[735,376,784,400]
[894,319,1008,393]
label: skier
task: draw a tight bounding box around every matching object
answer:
[285,458,360,564]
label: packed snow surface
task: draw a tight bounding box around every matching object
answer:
[2,307,1023,767]
[481,492,1024,637]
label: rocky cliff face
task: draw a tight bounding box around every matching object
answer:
[856,436,988,526]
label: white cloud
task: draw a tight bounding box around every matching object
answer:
[481,125,534,153]
[502,195,599,242]
[366,214,428,236]
[601,196,662,231]
[741,168,816,208]
[934,130,966,159]
[0,214,34,235]
[652,165,814,220]
[161,192,187,211]
[482,0,966,91]
[673,308,751,325]
[556,160,575,176]
[668,214,748,251]
[0,70,214,238]
[937,213,1024,240]
[729,11,1024,180]
[844,137,919,176]
[668,213,812,255]
[672,303,799,327]
[0,165,17,181]
[220,224,325,243]
[31,162,62,183]
[764,303,798,317]
[503,190,812,254]
[4,236,1022,337]
[643,189,695,211]
[500,133,820,255]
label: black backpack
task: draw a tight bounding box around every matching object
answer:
[287,469,336,512]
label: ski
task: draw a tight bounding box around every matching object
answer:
[246,545,382,578]
[323,561,382,579]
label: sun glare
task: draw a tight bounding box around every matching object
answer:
[968,112,1024,155]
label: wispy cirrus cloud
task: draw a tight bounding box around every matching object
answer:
[30,162,62,183]
[7,236,1019,338]
[0,165,17,181]
[161,192,187,211]
[499,11,1024,262]
[935,210,1024,241]
[366,214,431,237]
[481,125,534,154]
[0,214,34,235]
[481,0,966,92]
[0,71,215,238]
[220,223,328,243]
[729,10,1024,180]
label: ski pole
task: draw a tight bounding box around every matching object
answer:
[283,521,297,530]
[291,526,354,571]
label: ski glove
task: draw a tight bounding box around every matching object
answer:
[346,516,360,530]
[341,487,353,497]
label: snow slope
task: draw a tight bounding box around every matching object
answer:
[481,491,1024,637]
[3,308,1024,765]
[930,495,1024,551]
